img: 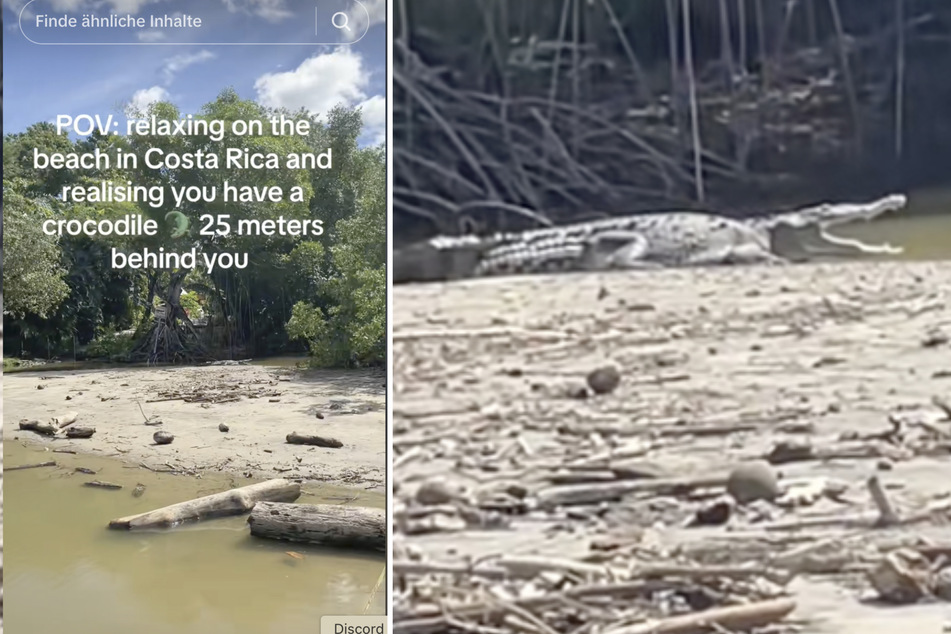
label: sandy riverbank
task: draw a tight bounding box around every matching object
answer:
[4,363,386,492]
[393,259,951,633]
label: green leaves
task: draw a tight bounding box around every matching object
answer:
[2,186,70,318]
[286,137,386,367]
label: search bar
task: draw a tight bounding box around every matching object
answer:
[318,4,371,44]
[18,0,372,46]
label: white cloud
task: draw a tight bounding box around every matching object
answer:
[221,0,291,23]
[137,29,165,42]
[161,50,215,84]
[339,0,386,43]
[357,94,385,145]
[128,85,169,114]
[255,48,369,117]
[254,49,385,145]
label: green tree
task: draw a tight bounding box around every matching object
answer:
[287,144,385,366]
[2,186,70,319]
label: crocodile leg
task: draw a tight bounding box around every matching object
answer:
[685,241,786,267]
[579,230,660,270]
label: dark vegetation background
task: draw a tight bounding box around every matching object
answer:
[3,90,385,368]
[394,0,951,244]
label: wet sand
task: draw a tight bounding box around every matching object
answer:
[393,259,951,632]
[4,364,386,492]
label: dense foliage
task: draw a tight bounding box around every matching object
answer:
[394,0,951,241]
[3,89,386,367]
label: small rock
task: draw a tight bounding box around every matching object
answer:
[153,431,174,445]
[132,483,146,497]
[690,497,733,527]
[415,479,459,505]
[586,365,621,395]
[726,460,780,505]
[219,423,229,432]
[315,411,324,419]
[877,459,894,471]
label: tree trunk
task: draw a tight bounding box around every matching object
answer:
[108,479,301,530]
[248,502,385,552]
[131,271,208,363]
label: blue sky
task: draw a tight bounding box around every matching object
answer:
[3,0,386,145]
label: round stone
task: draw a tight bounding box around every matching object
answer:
[587,365,621,395]
[726,460,780,504]
[415,479,457,505]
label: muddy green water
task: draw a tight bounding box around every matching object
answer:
[4,442,385,634]
[835,211,951,260]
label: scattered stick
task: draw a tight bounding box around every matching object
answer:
[393,581,669,634]
[536,474,728,507]
[933,395,951,420]
[84,481,122,490]
[868,475,901,527]
[603,597,797,634]
[7,461,57,471]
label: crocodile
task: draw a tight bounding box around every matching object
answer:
[393,194,907,283]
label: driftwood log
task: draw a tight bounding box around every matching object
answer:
[286,432,343,448]
[18,420,57,436]
[19,412,81,437]
[84,481,122,490]
[66,426,96,439]
[248,502,385,552]
[108,478,301,530]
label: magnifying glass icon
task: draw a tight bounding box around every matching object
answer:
[332,12,351,31]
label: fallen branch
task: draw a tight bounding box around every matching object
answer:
[536,474,728,507]
[52,411,79,428]
[84,481,122,490]
[7,461,57,471]
[108,478,301,529]
[248,502,385,552]
[19,419,57,435]
[868,475,900,526]
[603,598,797,634]
[393,581,672,634]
